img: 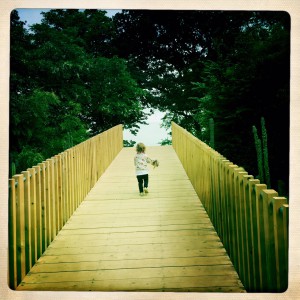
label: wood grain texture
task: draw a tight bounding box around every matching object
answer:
[17,146,245,292]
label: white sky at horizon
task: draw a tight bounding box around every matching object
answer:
[15,8,171,146]
[123,108,171,146]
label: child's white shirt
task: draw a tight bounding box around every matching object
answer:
[134,153,153,175]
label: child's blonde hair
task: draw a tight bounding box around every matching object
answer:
[136,142,146,153]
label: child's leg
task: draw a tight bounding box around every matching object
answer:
[136,176,144,193]
[143,174,149,193]
[144,174,149,189]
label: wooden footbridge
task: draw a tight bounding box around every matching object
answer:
[8,123,289,293]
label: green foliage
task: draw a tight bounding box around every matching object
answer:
[252,125,264,182]
[12,146,45,175]
[159,138,172,146]
[261,117,271,188]
[123,140,136,147]
[209,118,215,149]
[11,162,16,177]
[185,12,289,191]
[40,9,117,57]
[85,56,147,135]
[252,117,271,188]
[10,9,147,174]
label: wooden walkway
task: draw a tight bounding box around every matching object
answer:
[17,146,245,292]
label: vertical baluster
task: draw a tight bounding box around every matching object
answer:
[235,170,247,281]
[8,178,17,289]
[44,160,51,246]
[241,174,254,290]
[227,164,238,267]
[47,159,56,241]
[73,147,78,209]
[21,171,32,273]
[64,151,70,224]
[259,189,278,291]
[28,168,37,266]
[12,174,26,285]
[268,196,287,291]
[280,204,289,292]
[55,155,62,232]
[248,179,260,291]
[38,163,47,252]
[254,183,267,291]
[33,165,42,258]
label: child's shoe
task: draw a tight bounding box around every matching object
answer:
[144,188,149,194]
[139,192,144,196]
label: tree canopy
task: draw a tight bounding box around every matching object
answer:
[10,9,147,173]
[10,9,290,195]
[112,10,290,194]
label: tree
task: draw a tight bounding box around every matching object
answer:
[39,9,117,57]
[82,56,147,135]
[112,10,256,136]
[10,13,90,172]
[191,12,290,191]
[10,9,148,174]
[113,10,290,193]
[29,10,148,135]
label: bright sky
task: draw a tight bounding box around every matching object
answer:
[17,9,121,26]
[16,8,171,146]
[123,108,171,146]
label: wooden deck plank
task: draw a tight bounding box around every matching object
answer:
[17,146,245,292]
[38,247,228,258]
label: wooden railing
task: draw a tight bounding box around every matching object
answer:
[172,122,289,292]
[8,125,123,289]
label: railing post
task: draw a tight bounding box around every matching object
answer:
[254,183,268,291]
[44,160,51,247]
[69,149,75,214]
[240,174,254,291]
[227,164,238,266]
[55,155,63,232]
[248,179,261,291]
[62,151,69,224]
[66,150,73,218]
[21,170,32,274]
[261,189,278,291]
[269,197,288,291]
[234,169,247,278]
[73,147,79,209]
[279,204,289,292]
[28,167,37,266]
[12,174,26,285]
[219,160,231,251]
[237,173,253,290]
[33,165,42,259]
[8,178,17,289]
[38,162,47,253]
[47,158,56,241]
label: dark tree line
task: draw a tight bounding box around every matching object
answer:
[10,9,290,195]
[112,10,290,195]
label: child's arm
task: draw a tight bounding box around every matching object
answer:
[146,156,159,168]
[146,156,153,164]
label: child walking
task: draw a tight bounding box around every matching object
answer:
[134,142,157,196]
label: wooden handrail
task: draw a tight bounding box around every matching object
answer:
[172,122,288,292]
[8,125,123,289]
